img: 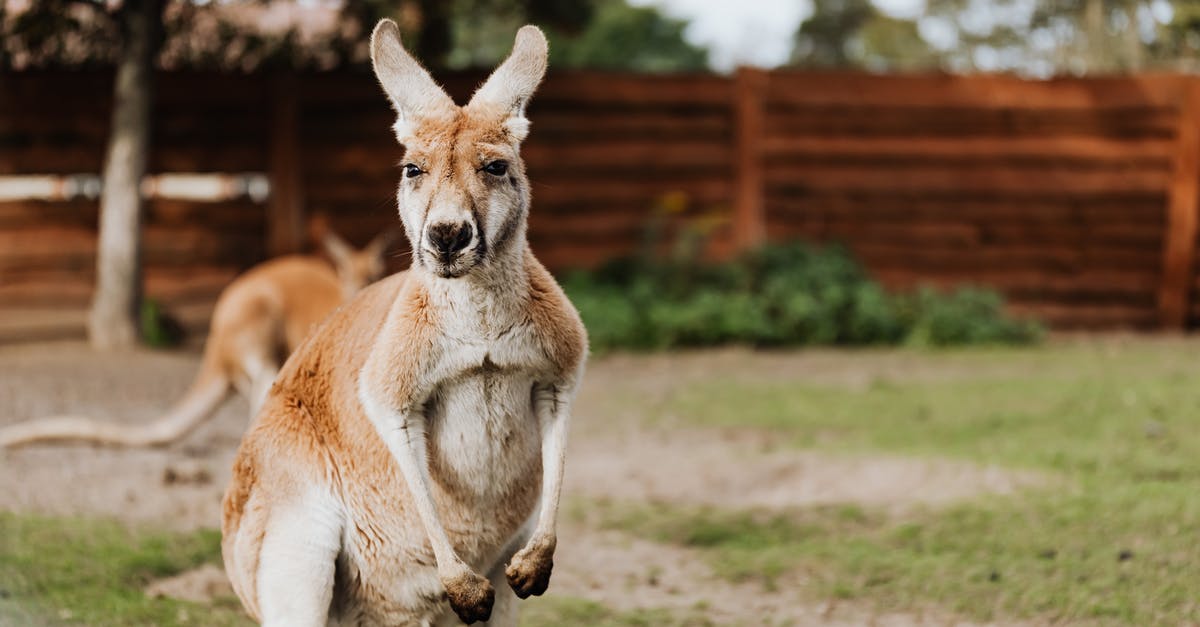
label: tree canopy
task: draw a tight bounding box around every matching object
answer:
[1,0,708,73]
[790,0,1198,75]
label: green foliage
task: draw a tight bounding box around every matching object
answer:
[562,242,1040,352]
[449,0,708,72]
[0,513,248,625]
[790,0,878,68]
[543,0,708,72]
[895,287,1043,347]
[139,298,184,348]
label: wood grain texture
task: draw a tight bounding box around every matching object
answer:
[6,69,1200,336]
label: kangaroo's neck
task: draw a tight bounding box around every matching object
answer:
[418,237,531,331]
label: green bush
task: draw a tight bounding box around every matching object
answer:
[140,298,185,348]
[561,243,1042,352]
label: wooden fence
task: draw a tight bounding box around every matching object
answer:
[1,68,1199,340]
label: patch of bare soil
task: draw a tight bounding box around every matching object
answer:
[0,342,244,530]
[144,564,233,604]
[582,347,1017,394]
[566,429,1042,514]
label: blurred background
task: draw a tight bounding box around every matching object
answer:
[4,1,1200,626]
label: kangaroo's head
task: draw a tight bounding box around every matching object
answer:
[370,19,547,280]
[322,230,394,299]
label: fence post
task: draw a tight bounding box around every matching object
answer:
[1158,79,1200,330]
[267,73,304,256]
[732,66,768,252]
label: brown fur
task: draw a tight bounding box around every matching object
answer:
[221,21,586,626]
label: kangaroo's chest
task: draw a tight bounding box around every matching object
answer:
[334,335,547,625]
[425,330,548,503]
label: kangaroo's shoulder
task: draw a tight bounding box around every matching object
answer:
[522,252,587,374]
[279,270,415,383]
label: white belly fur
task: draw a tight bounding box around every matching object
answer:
[428,371,542,505]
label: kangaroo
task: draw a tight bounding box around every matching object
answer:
[0,231,393,449]
[221,21,586,626]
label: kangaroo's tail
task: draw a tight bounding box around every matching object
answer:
[0,364,231,449]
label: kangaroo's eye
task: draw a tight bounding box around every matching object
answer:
[482,160,508,176]
[403,164,424,179]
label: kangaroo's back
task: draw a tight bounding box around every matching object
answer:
[207,256,342,370]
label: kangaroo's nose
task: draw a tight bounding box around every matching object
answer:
[427,222,473,255]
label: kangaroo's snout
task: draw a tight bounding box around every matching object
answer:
[427,222,474,256]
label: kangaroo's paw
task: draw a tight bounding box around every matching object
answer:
[443,567,494,624]
[505,542,554,599]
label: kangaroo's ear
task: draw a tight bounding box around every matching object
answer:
[322,231,354,268]
[366,228,400,258]
[467,25,548,142]
[370,19,455,142]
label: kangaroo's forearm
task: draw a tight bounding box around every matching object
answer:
[529,384,573,543]
[536,406,569,540]
[375,408,464,571]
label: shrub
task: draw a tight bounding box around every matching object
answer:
[140,298,185,348]
[560,243,1042,352]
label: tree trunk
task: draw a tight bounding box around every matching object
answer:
[88,0,161,350]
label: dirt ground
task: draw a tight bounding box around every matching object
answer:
[0,342,1036,626]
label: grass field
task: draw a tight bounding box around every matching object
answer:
[589,340,1200,625]
[3,338,1199,625]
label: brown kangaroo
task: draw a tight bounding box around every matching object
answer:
[0,231,393,449]
[220,21,587,626]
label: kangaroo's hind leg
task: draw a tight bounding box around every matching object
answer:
[253,489,344,627]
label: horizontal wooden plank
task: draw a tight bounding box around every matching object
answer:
[0,200,98,228]
[764,107,1177,139]
[765,72,1186,109]
[845,242,1161,274]
[0,115,109,139]
[147,199,265,229]
[0,266,238,306]
[528,72,734,108]
[765,193,1167,224]
[873,268,1156,301]
[761,136,1175,163]
[1007,302,1158,329]
[530,112,731,140]
[532,239,640,271]
[0,145,105,174]
[300,144,405,174]
[771,218,1164,249]
[523,140,731,170]
[765,162,1170,196]
[531,179,732,207]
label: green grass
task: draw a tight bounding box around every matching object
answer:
[591,340,1200,625]
[655,342,1200,477]
[522,595,715,626]
[0,513,707,627]
[0,513,249,626]
[594,497,1200,625]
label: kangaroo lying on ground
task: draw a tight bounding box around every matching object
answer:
[0,231,392,449]
[221,21,586,626]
